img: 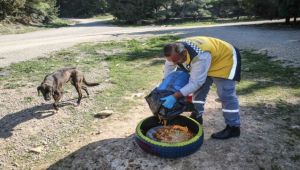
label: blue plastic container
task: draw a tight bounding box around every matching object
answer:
[158,71,190,92]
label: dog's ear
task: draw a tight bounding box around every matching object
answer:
[37,86,42,96]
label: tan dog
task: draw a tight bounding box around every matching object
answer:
[37,68,99,110]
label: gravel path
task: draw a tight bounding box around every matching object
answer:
[0,19,299,67]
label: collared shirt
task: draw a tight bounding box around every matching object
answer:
[163,52,212,96]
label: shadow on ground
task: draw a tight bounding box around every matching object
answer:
[0,102,73,138]
[48,134,205,170]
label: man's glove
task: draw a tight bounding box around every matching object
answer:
[160,95,176,109]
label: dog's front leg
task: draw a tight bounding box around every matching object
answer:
[53,103,59,111]
[53,91,62,111]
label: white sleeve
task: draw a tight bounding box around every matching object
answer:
[179,52,211,96]
[163,60,177,78]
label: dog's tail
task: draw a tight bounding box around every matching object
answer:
[83,77,99,86]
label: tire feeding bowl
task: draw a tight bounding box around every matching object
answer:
[135,115,203,158]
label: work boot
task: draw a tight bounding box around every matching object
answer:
[190,113,203,125]
[211,125,240,139]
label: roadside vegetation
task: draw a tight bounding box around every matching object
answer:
[1,0,299,33]
[0,36,299,168]
[0,18,75,35]
[93,14,114,20]
[110,17,268,27]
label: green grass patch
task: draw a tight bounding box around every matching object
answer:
[237,50,300,105]
[76,35,178,113]
[240,51,299,86]
[0,49,95,87]
[22,97,34,103]
[237,50,300,139]
[290,155,300,162]
[3,82,26,89]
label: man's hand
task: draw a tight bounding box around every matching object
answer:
[160,95,177,109]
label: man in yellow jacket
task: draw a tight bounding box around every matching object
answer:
[161,36,241,140]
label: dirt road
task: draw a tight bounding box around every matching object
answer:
[1,19,300,67]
